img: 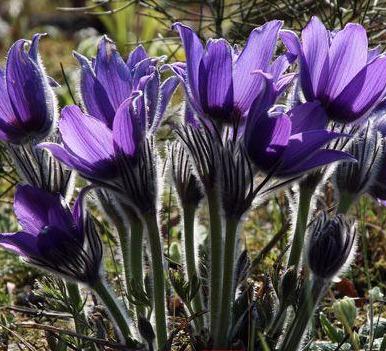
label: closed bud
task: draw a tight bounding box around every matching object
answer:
[333,121,383,207]
[306,212,356,280]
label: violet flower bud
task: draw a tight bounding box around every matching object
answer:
[306,212,356,280]
[0,34,56,144]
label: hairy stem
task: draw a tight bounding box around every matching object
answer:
[215,216,240,346]
[183,204,205,331]
[287,184,315,270]
[207,189,224,340]
[93,279,134,346]
[66,282,88,335]
[279,278,327,351]
[143,211,167,349]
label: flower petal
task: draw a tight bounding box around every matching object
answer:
[301,16,330,99]
[199,39,233,120]
[325,23,368,100]
[172,23,204,108]
[281,149,355,176]
[127,45,148,72]
[74,51,115,128]
[60,105,115,163]
[233,20,282,113]
[245,113,291,172]
[94,36,132,110]
[279,130,350,173]
[0,231,39,257]
[14,185,60,235]
[113,98,137,157]
[6,38,53,135]
[288,102,328,134]
[328,55,386,123]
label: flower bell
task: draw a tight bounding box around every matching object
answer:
[0,34,56,144]
[281,16,386,124]
[172,21,294,125]
[0,185,102,286]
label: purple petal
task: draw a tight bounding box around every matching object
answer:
[172,23,204,109]
[144,72,160,129]
[72,185,93,235]
[29,33,46,61]
[325,23,368,100]
[74,51,115,128]
[113,98,137,157]
[301,16,330,99]
[0,231,39,257]
[150,76,180,132]
[245,113,291,171]
[233,20,282,113]
[60,105,115,163]
[279,130,349,172]
[268,53,293,81]
[6,39,53,135]
[328,55,386,123]
[127,45,148,72]
[279,29,302,57]
[94,36,132,110]
[281,149,355,176]
[199,39,233,119]
[288,102,328,134]
[368,45,382,63]
[14,185,60,235]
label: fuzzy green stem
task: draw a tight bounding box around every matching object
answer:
[287,184,315,270]
[215,216,240,346]
[143,211,167,350]
[124,207,146,320]
[336,191,356,215]
[207,189,224,340]
[183,204,205,331]
[279,278,326,351]
[93,279,134,346]
[115,217,131,290]
[66,282,88,335]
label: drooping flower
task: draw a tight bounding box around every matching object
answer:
[306,212,356,280]
[243,75,355,177]
[280,16,386,124]
[74,36,179,130]
[0,185,102,286]
[0,34,56,144]
[172,21,294,125]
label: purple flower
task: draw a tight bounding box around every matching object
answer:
[0,185,102,285]
[0,34,56,144]
[244,75,355,177]
[40,101,137,182]
[74,36,178,129]
[281,16,386,124]
[172,21,294,124]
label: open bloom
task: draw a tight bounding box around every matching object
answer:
[280,16,386,124]
[172,21,294,124]
[0,185,102,285]
[0,34,56,144]
[243,75,355,177]
[74,36,178,129]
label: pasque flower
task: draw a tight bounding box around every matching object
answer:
[172,20,294,124]
[0,185,102,286]
[74,36,178,129]
[243,74,355,177]
[280,16,386,124]
[306,212,356,280]
[0,34,56,144]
